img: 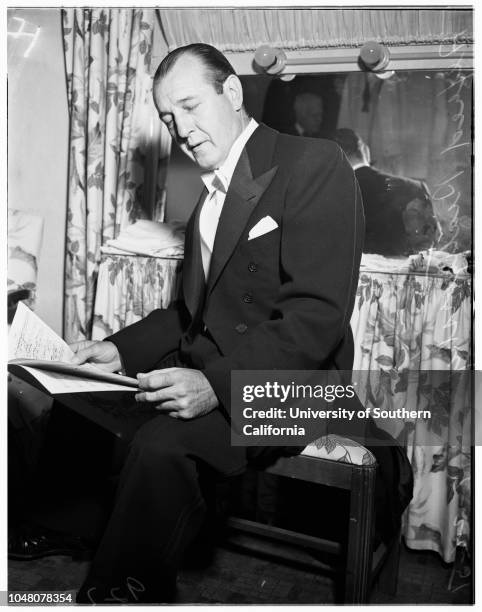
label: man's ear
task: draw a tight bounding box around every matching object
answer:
[223,74,244,111]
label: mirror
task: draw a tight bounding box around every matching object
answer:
[240,69,472,257]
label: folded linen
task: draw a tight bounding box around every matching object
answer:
[100,245,184,258]
[360,249,469,276]
[104,220,185,258]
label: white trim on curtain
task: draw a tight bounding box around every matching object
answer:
[159,8,472,53]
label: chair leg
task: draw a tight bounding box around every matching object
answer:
[377,532,401,596]
[344,465,376,603]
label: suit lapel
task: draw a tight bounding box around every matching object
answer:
[206,125,279,295]
[182,188,206,318]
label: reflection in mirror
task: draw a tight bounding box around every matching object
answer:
[240,69,472,257]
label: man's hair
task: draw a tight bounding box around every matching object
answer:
[331,128,365,162]
[153,43,236,94]
[293,91,323,114]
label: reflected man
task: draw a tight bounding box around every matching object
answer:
[332,128,440,256]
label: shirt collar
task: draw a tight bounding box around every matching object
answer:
[294,122,305,136]
[201,118,258,194]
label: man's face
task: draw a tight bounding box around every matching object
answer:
[154,55,243,171]
[294,93,323,136]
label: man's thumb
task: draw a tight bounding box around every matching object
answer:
[71,347,94,365]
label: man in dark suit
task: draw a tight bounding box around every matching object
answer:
[47,45,408,603]
[286,91,324,137]
[332,128,440,256]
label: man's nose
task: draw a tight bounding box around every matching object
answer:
[174,113,193,140]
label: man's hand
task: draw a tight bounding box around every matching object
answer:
[135,368,218,419]
[70,340,123,373]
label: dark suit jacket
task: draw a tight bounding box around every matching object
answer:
[355,165,438,256]
[109,123,364,418]
[107,123,412,541]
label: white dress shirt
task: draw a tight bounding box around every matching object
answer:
[199,118,258,278]
[294,122,305,136]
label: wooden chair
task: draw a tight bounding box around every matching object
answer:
[224,434,400,603]
[8,371,400,603]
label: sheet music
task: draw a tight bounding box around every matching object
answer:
[21,366,137,394]
[9,301,75,362]
[8,302,137,394]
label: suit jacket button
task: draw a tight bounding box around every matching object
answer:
[235,323,248,334]
[243,293,253,303]
[248,262,258,272]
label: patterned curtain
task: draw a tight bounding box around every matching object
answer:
[62,8,171,342]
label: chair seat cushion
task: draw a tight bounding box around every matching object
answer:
[301,434,376,466]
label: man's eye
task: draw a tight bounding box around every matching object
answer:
[184,103,199,112]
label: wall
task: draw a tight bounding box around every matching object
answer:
[8,8,68,335]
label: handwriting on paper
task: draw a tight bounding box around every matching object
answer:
[8,301,75,362]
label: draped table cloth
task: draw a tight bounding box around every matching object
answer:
[91,253,183,339]
[91,253,471,562]
[351,268,471,563]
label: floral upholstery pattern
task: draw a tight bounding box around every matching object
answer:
[302,435,376,466]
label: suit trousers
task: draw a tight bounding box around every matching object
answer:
[78,408,248,603]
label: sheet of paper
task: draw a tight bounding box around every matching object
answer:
[21,366,137,394]
[9,302,75,362]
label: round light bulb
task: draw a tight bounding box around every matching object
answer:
[359,41,390,71]
[254,45,277,69]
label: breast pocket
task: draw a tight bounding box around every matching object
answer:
[245,226,280,255]
[237,227,281,283]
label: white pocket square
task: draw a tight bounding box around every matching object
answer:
[248,216,278,241]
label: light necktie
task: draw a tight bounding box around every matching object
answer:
[199,174,226,278]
